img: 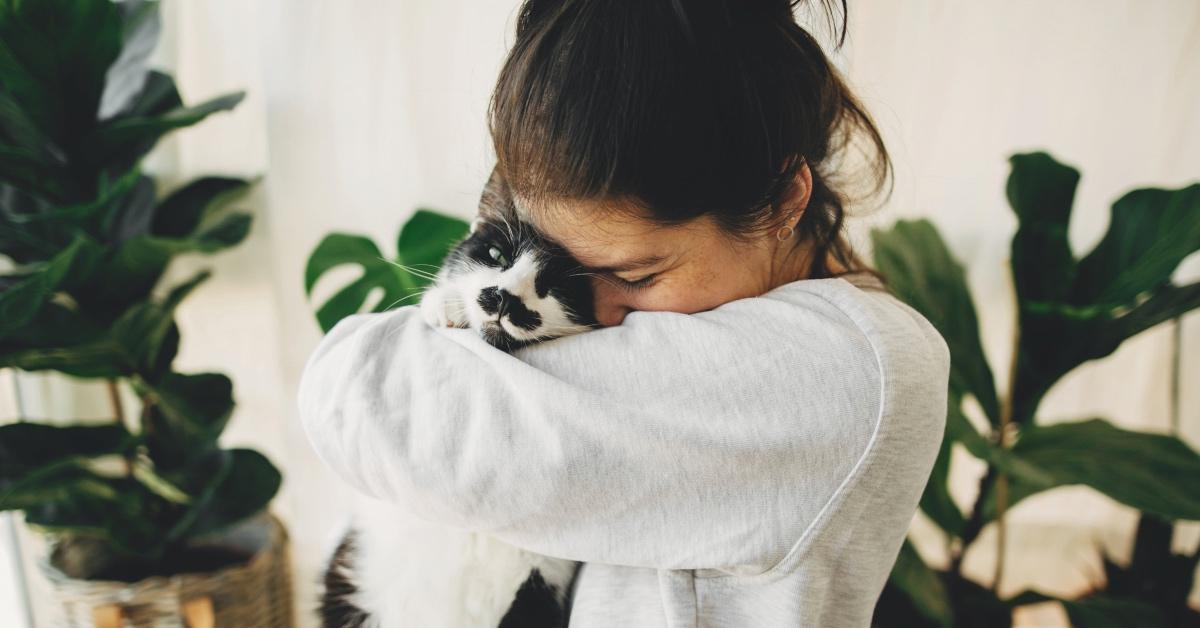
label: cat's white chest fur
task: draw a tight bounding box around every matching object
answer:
[347,497,576,627]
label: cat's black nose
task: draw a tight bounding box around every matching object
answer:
[477,287,542,331]
[478,286,503,314]
[478,286,519,318]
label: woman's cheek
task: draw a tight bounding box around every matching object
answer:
[638,282,714,315]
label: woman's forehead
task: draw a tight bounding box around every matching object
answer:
[516,194,711,267]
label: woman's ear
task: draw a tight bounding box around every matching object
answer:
[784,160,814,225]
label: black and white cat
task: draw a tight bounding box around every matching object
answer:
[319,166,597,628]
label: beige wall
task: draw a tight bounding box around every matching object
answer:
[3,2,1197,626]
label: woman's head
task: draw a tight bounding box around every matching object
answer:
[488,0,891,326]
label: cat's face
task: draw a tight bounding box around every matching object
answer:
[420,169,597,351]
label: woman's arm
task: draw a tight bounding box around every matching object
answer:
[297,279,948,571]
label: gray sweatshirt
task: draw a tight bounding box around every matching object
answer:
[297,271,950,627]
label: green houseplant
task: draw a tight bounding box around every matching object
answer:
[871,152,1200,627]
[304,209,468,332]
[0,0,288,621]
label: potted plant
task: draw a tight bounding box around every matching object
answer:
[0,0,289,625]
[871,152,1200,627]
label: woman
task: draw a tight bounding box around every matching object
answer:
[298,0,950,625]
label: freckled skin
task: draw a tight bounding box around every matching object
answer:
[525,163,845,327]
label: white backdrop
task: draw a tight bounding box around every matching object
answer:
[2,2,1198,626]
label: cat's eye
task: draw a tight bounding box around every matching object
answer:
[488,245,510,266]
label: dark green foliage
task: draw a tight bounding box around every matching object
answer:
[0,0,279,578]
[871,152,1200,626]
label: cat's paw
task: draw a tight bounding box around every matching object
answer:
[420,286,469,329]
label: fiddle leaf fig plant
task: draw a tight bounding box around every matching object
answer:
[871,151,1200,627]
[0,0,280,579]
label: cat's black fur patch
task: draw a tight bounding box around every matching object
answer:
[320,531,370,628]
[498,569,568,628]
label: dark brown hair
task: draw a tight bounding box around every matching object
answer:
[488,0,891,279]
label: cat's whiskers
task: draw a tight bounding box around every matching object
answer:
[376,257,441,282]
[380,289,428,312]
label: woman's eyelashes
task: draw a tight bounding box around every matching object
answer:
[614,273,658,291]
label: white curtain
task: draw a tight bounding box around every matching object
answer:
[3,2,1197,626]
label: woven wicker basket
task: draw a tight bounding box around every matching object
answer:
[26,513,293,628]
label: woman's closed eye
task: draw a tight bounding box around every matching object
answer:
[614,273,658,291]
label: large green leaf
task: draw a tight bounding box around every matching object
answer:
[97,0,161,121]
[0,86,57,166]
[304,209,469,333]
[110,269,210,374]
[151,176,254,238]
[0,422,133,482]
[871,219,1000,425]
[1008,152,1080,306]
[396,209,470,272]
[1072,186,1200,307]
[100,174,157,245]
[75,207,250,319]
[0,423,147,554]
[135,371,234,471]
[0,329,128,377]
[170,449,281,541]
[1006,153,1200,425]
[0,269,206,376]
[23,475,170,558]
[981,418,1200,522]
[0,0,122,149]
[81,90,246,171]
[0,233,103,337]
[1,167,143,262]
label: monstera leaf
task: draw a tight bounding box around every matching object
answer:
[305,208,469,332]
[1007,152,1200,425]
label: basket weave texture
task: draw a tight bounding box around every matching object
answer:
[28,514,294,628]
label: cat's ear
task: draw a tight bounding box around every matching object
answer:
[477,164,516,223]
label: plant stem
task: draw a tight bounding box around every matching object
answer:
[1170,316,1181,435]
[991,321,1022,593]
[952,466,994,574]
[106,378,133,477]
[105,378,125,424]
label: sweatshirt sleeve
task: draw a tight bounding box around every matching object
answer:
[296,280,947,571]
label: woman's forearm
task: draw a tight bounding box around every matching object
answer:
[297,278,948,572]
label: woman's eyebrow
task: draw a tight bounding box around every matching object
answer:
[588,253,668,273]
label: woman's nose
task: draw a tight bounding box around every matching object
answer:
[592,278,633,327]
